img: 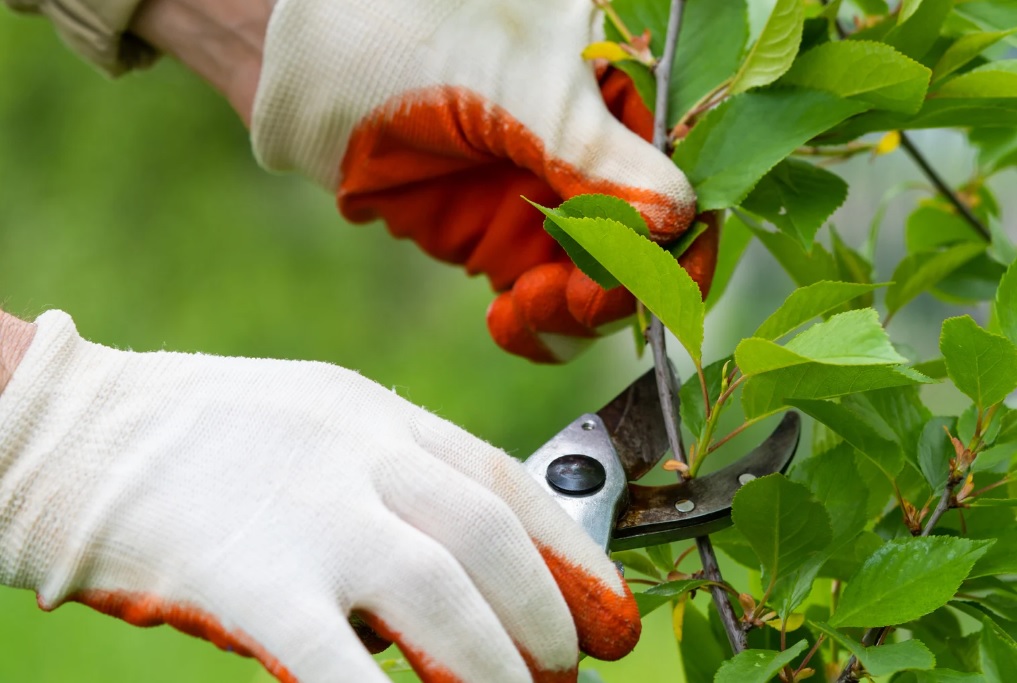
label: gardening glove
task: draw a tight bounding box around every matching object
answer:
[252,0,716,363]
[0,311,640,683]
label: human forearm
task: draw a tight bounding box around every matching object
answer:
[0,311,36,395]
[129,0,272,125]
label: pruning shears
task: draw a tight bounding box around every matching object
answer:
[524,367,802,551]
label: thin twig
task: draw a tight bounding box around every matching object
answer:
[818,0,990,243]
[922,484,956,536]
[697,535,748,652]
[837,481,958,682]
[644,0,747,656]
[898,133,990,241]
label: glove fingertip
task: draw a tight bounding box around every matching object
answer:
[487,293,561,364]
[512,263,596,337]
[565,269,636,330]
[537,547,641,662]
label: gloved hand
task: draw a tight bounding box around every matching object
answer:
[0,311,639,682]
[251,0,716,363]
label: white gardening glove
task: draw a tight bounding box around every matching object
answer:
[0,311,640,683]
[252,0,715,364]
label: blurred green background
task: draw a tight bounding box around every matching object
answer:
[0,7,1011,683]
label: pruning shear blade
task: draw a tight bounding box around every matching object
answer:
[524,368,800,551]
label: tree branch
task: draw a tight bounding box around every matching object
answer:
[898,133,990,241]
[645,0,747,656]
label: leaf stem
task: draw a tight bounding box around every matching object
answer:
[673,78,731,138]
[592,0,636,44]
[794,635,826,677]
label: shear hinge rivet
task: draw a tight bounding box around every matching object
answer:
[581,420,597,431]
[675,499,695,513]
[738,473,757,485]
[546,454,606,495]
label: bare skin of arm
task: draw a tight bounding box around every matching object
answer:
[129,0,274,126]
[0,312,37,394]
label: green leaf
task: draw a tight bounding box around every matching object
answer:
[885,242,987,320]
[995,259,1017,346]
[843,386,932,460]
[747,221,841,287]
[740,159,848,249]
[970,529,1017,578]
[670,0,749,122]
[780,40,930,113]
[742,364,931,420]
[981,615,1017,683]
[742,310,908,372]
[731,474,833,582]
[530,202,705,363]
[970,127,1017,175]
[753,281,886,341]
[918,416,955,493]
[810,621,936,676]
[831,537,992,627]
[935,61,1017,98]
[905,204,981,253]
[932,30,1016,84]
[791,444,868,544]
[577,671,607,683]
[679,356,727,439]
[680,602,728,682]
[906,671,991,683]
[611,550,662,580]
[705,213,752,312]
[883,0,953,60]
[536,194,651,289]
[789,398,905,480]
[728,0,805,95]
[603,0,669,53]
[954,1,1017,36]
[634,579,712,618]
[940,315,1017,409]
[645,543,675,573]
[713,640,808,683]
[673,89,867,210]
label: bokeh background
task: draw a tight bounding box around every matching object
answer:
[0,5,1012,683]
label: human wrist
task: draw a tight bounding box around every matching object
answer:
[0,311,37,396]
[129,0,274,125]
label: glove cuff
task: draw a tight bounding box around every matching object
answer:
[0,311,117,595]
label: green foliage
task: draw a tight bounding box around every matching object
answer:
[673,89,866,210]
[753,281,885,340]
[831,537,992,627]
[533,197,706,362]
[9,0,1017,681]
[728,0,805,95]
[713,640,808,683]
[940,315,1017,409]
[811,621,936,676]
[740,159,848,249]
[780,41,931,113]
[731,474,833,583]
[634,580,712,617]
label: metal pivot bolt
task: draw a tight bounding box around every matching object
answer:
[675,499,695,513]
[546,454,607,496]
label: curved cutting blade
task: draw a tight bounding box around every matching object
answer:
[610,411,802,550]
[596,366,676,483]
